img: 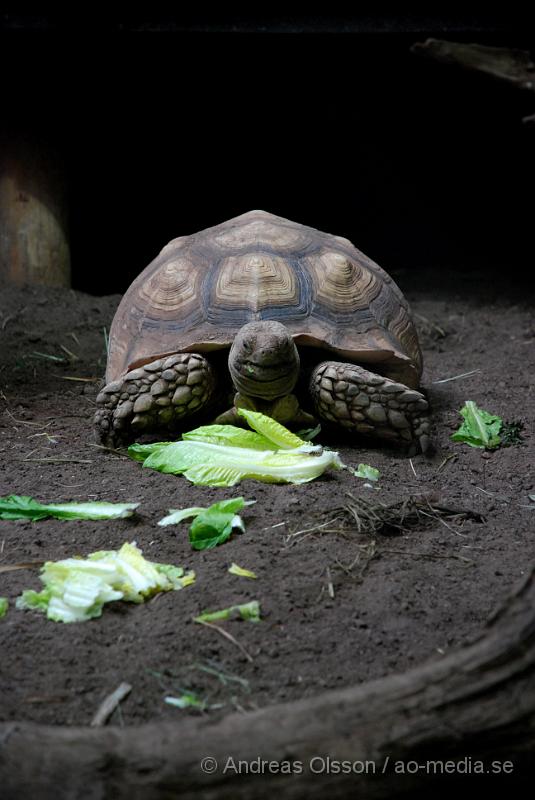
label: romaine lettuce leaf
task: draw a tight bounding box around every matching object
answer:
[194,600,261,624]
[0,495,139,521]
[451,401,502,449]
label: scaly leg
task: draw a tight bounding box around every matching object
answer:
[310,361,430,452]
[94,353,215,444]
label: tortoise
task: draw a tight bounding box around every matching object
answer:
[94,210,430,451]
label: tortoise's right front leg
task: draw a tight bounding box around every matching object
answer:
[94,353,215,445]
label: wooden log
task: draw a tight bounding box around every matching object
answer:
[1,565,534,798]
[0,138,70,287]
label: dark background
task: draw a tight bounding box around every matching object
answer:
[1,8,534,294]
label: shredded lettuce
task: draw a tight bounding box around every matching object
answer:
[451,401,502,449]
[194,600,261,624]
[0,495,139,521]
[228,563,257,579]
[158,497,254,550]
[16,542,195,623]
[351,463,380,482]
[0,597,8,618]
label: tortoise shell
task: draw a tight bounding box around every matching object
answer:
[106,210,422,388]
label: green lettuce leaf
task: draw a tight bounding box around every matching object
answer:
[127,441,175,462]
[16,542,194,623]
[182,424,275,450]
[451,401,502,449]
[0,597,8,618]
[0,495,139,521]
[228,563,257,579]
[133,439,343,486]
[194,600,261,624]
[158,497,254,550]
[237,407,317,451]
[351,463,380,481]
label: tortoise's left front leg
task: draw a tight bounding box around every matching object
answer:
[310,361,430,452]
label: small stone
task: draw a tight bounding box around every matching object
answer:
[151,379,169,396]
[133,394,153,413]
[175,375,187,385]
[172,386,192,406]
[351,410,364,421]
[356,423,374,434]
[319,389,332,404]
[144,359,163,372]
[155,396,171,406]
[127,384,139,395]
[114,401,133,419]
[188,397,201,410]
[187,370,204,386]
[382,382,403,393]
[187,356,203,369]
[366,403,387,423]
[353,392,370,407]
[174,363,188,374]
[366,375,384,386]
[320,377,334,391]
[335,380,348,392]
[132,414,149,428]
[346,384,359,396]
[125,368,146,381]
[389,410,410,429]
[192,385,205,396]
[138,385,149,393]
[120,392,129,400]
[96,391,108,404]
[161,369,176,381]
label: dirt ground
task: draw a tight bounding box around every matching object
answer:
[0,270,533,727]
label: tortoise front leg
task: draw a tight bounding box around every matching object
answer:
[310,361,430,452]
[94,353,215,445]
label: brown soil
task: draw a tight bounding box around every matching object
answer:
[0,272,533,727]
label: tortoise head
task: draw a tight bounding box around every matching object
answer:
[228,320,300,400]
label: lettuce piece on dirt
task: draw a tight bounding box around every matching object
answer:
[194,600,261,624]
[130,441,342,487]
[0,495,139,521]
[128,411,343,486]
[16,542,195,623]
[228,563,257,579]
[237,407,318,451]
[351,464,380,481]
[451,401,502,449]
[0,597,8,618]
[159,497,255,550]
[182,424,275,451]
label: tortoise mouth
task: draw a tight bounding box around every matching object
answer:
[230,358,298,400]
[228,320,300,400]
